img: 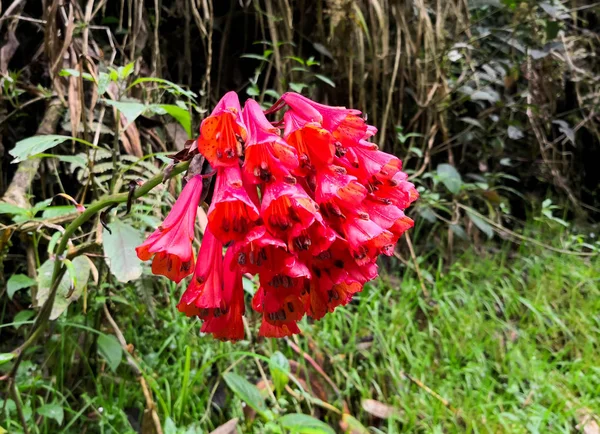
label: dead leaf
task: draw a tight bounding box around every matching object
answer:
[0,30,19,74]
[209,418,239,434]
[68,54,82,137]
[361,399,402,419]
[576,408,600,434]
[120,113,143,157]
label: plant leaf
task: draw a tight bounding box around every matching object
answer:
[36,256,91,320]
[97,334,123,373]
[0,353,16,366]
[104,99,147,125]
[467,210,494,239]
[0,203,29,215]
[102,221,143,283]
[437,163,462,194]
[9,135,71,163]
[269,351,290,394]
[279,413,335,434]
[37,403,64,426]
[7,274,36,299]
[222,372,272,420]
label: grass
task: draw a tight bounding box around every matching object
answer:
[2,237,599,433]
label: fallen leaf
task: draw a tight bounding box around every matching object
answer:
[361,399,402,419]
[576,408,600,434]
[209,418,239,434]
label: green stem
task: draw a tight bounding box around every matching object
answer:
[8,160,190,375]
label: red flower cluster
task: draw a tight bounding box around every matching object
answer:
[136,92,418,340]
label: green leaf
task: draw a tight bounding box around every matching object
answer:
[450,224,468,240]
[97,334,123,372]
[246,86,260,97]
[41,206,78,219]
[13,310,35,329]
[289,82,307,93]
[466,210,494,239]
[0,353,16,366]
[241,53,271,62]
[156,104,192,138]
[104,99,147,124]
[437,164,462,194]
[223,372,272,420]
[36,256,91,320]
[269,351,290,394]
[7,274,36,299]
[314,74,335,88]
[0,203,28,215]
[102,221,143,283]
[129,77,196,99]
[279,414,335,434]
[37,403,64,425]
[97,72,111,95]
[9,135,70,163]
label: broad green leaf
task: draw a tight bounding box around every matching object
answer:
[97,72,111,95]
[7,274,36,299]
[279,413,335,434]
[104,99,147,124]
[466,210,494,239]
[437,163,462,194]
[13,310,35,329]
[36,256,91,320]
[223,372,272,420]
[102,221,143,283]
[289,82,307,93]
[314,74,335,88]
[0,203,28,215]
[450,224,468,240]
[97,334,122,372]
[269,351,290,394]
[9,135,70,163]
[37,403,64,425]
[163,417,177,434]
[41,206,78,219]
[0,353,16,366]
[157,104,192,138]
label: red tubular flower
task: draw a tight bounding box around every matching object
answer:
[242,99,298,183]
[362,198,414,240]
[281,92,368,148]
[207,165,260,243]
[261,181,320,238]
[136,175,203,283]
[198,91,247,167]
[139,90,418,341]
[235,226,310,279]
[176,228,223,316]
[373,171,420,209]
[252,279,304,338]
[283,110,336,174]
[199,247,246,341]
[339,215,396,263]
